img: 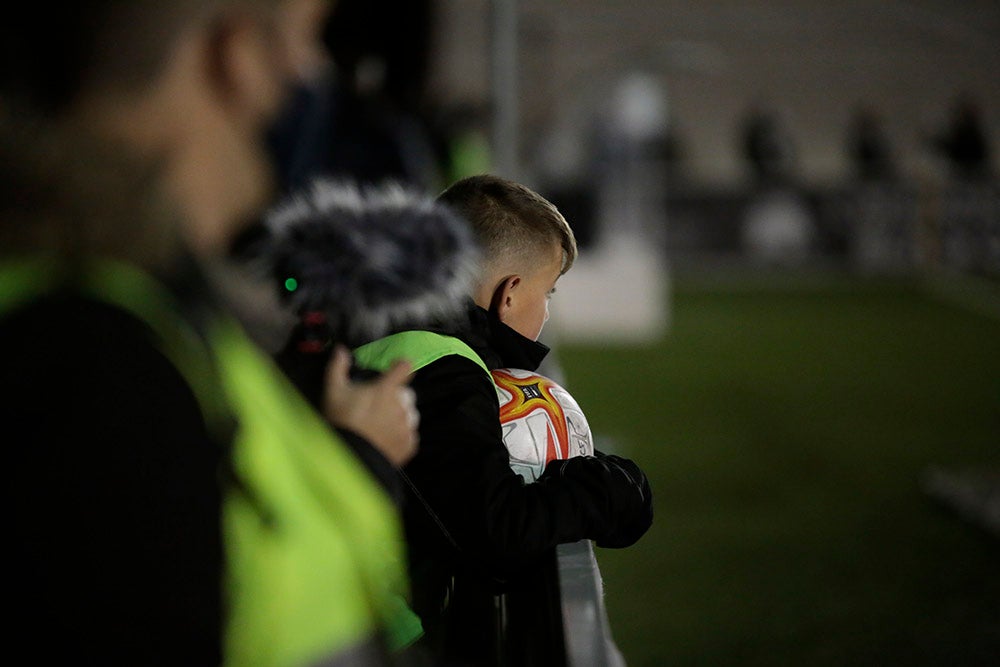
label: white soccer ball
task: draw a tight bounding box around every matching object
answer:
[491,368,594,483]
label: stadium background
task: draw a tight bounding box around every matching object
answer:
[421,2,999,665]
[324,1,999,664]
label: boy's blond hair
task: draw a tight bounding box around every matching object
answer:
[437,174,577,279]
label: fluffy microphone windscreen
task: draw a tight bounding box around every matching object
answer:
[245,178,480,347]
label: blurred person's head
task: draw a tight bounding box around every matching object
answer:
[0,0,331,268]
[437,174,577,342]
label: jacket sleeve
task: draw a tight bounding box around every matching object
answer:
[404,355,653,577]
[334,426,405,507]
[538,449,653,549]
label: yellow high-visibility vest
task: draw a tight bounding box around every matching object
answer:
[1,256,421,666]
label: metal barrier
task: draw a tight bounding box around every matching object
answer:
[492,540,625,667]
[556,540,627,667]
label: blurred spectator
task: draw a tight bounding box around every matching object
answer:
[737,104,813,264]
[847,106,897,182]
[428,99,494,185]
[740,105,797,187]
[592,71,672,243]
[928,93,993,182]
[268,0,445,193]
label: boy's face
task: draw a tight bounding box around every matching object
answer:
[501,242,564,342]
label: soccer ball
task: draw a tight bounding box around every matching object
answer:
[491,368,594,483]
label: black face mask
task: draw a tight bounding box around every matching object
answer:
[228,72,338,262]
[264,69,338,195]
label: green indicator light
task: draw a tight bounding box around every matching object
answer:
[284,277,298,292]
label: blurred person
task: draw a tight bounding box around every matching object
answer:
[928,93,993,182]
[0,1,423,665]
[847,106,896,182]
[267,0,443,194]
[347,175,655,666]
[427,99,494,186]
[740,105,797,188]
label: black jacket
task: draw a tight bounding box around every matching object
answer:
[2,288,226,665]
[395,303,653,644]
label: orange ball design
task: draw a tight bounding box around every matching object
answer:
[491,368,594,483]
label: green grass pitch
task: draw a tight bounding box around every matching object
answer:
[554,274,1000,666]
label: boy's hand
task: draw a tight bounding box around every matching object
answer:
[539,450,653,548]
[590,451,653,547]
[323,345,419,467]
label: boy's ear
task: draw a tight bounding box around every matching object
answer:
[490,275,520,319]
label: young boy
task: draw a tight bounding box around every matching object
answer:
[353,174,654,664]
